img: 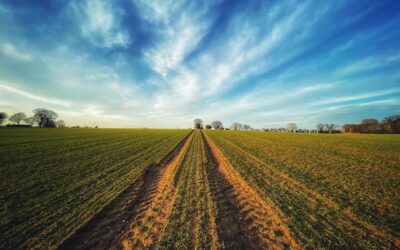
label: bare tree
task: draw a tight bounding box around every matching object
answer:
[323,123,332,133]
[316,123,324,133]
[9,112,27,125]
[287,123,297,132]
[55,120,66,128]
[230,122,242,130]
[325,123,337,133]
[193,118,203,129]
[343,115,400,134]
[361,118,379,133]
[0,112,8,125]
[33,108,58,128]
[381,115,400,134]
[24,117,35,126]
[242,124,252,130]
[211,120,223,130]
[342,123,362,133]
[342,124,350,133]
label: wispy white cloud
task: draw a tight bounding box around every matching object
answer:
[0,81,71,107]
[81,104,129,119]
[138,1,213,76]
[143,1,319,113]
[337,52,400,76]
[1,43,32,61]
[310,87,400,106]
[133,0,186,24]
[0,1,399,128]
[71,0,130,48]
[327,98,400,111]
[198,82,336,122]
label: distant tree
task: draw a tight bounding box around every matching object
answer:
[193,118,203,129]
[316,123,324,133]
[205,124,212,129]
[230,122,242,130]
[325,123,337,133]
[211,120,223,130]
[33,108,58,128]
[46,120,56,128]
[242,124,252,130]
[0,112,8,125]
[323,123,330,133]
[342,124,350,133]
[24,117,35,126]
[55,120,66,128]
[287,123,297,132]
[360,119,379,133]
[380,115,400,134]
[346,124,363,133]
[343,116,400,134]
[9,112,27,125]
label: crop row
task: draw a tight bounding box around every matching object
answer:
[202,131,300,249]
[0,128,191,249]
[116,130,195,249]
[158,130,219,249]
[206,130,399,249]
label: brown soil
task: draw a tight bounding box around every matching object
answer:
[59,129,301,250]
[218,137,400,248]
[110,131,194,249]
[202,131,301,250]
[58,131,194,250]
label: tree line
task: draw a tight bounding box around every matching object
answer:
[0,108,65,128]
[193,119,254,131]
[342,116,400,134]
[194,114,400,134]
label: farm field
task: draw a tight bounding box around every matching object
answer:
[0,128,191,249]
[207,130,400,249]
[1,128,399,249]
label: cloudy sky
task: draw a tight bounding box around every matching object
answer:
[0,0,399,128]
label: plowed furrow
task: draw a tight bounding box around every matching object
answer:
[157,130,220,249]
[202,131,301,250]
[59,131,193,250]
[111,131,194,249]
[216,136,400,248]
[59,167,151,250]
[205,152,248,249]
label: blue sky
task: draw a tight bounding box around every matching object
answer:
[0,0,399,128]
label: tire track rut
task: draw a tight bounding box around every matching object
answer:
[202,131,301,250]
[110,131,194,249]
[59,131,194,250]
[60,129,300,250]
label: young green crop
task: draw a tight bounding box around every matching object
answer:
[0,128,191,249]
[206,130,400,249]
[2,128,398,249]
[159,130,219,249]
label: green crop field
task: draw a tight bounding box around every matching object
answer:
[206,130,400,249]
[0,128,190,249]
[1,128,399,249]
